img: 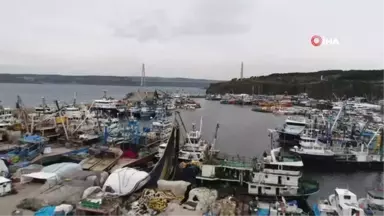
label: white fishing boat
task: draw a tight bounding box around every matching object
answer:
[358,182,384,215]
[249,197,304,216]
[327,188,365,216]
[157,118,219,161]
[198,147,319,199]
[312,198,338,216]
[0,107,17,128]
[64,106,82,120]
[277,116,309,146]
[34,97,55,114]
[92,91,126,114]
[290,137,335,166]
[179,118,219,161]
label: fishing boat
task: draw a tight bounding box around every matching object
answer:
[156,118,219,161]
[290,138,335,166]
[179,119,219,161]
[249,197,305,216]
[312,199,338,216]
[80,146,123,172]
[140,106,155,119]
[277,116,308,146]
[251,106,273,113]
[91,91,126,117]
[358,187,384,216]
[313,188,365,216]
[358,173,384,215]
[0,135,47,165]
[34,97,55,115]
[0,107,17,129]
[197,147,319,200]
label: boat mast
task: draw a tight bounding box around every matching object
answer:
[331,101,345,132]
[199,116,203,135]
[73,92,77,106]
[211,123,219,154]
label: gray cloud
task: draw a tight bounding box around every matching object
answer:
[113,10,173,42]
[0,0,382,79]
[113,0,254,42]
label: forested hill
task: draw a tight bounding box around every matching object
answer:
[206,70,384,99]
[0,73,218,88]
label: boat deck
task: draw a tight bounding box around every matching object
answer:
[110,152,156,172]
[0,143,18,152]
[80,147,122,172]
[219,160,253,169]
[30,147,75,164]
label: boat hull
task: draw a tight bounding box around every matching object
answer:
[294,152,335,167]
[278,132,301,147]
[298,154,384,171]
[196,179,312,201]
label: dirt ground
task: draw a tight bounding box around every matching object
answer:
[0,183,41,216]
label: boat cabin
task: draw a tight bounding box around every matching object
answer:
[285,116,307,127]
[333,188,364,216]
[366,189,384,209]
[263,148,303,176]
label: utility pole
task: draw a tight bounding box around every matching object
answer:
[240,62,244,80]
[141,63,145,87]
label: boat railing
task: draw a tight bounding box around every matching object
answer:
[216,153,260,169]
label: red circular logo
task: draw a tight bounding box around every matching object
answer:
[311,35,322,46]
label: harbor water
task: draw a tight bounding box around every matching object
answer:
[0,83,382,206]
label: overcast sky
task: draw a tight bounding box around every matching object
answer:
[0,0,383,80]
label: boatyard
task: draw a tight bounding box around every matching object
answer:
[0,88,383,216]
[0,0,383,215]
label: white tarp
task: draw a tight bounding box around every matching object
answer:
[20,172,58,185]
[0,159,9,177]
[20,162,82,185]
[41,162,82,179]
[157,180,191,197]
[102,167,149,196]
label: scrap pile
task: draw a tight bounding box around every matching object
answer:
[123,180,241,216]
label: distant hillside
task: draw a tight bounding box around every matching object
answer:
[0,73,219,88]
[206,70,384,99]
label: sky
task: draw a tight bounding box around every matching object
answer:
[0,0,383,80]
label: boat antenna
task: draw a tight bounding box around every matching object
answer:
[73,92,77,106]
[199,116,203,135]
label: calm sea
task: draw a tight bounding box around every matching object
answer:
[0,83,205,106]
[0,83,382,205]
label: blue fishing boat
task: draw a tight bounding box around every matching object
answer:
[0,134,47,166]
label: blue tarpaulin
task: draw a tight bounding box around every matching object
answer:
[23,135,44,143]
[257,208,270,216]
[34,206,56,216]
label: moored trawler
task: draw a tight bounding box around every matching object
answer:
[197,147,319,200]
[91,91,127,118]
[156,117,220,162]
[277,116,309,146]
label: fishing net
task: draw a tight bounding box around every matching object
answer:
[17,179,94,211]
